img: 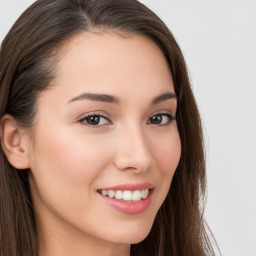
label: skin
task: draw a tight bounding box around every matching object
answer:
[2,32,181,256]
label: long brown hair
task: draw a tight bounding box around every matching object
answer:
[0,0,219,255]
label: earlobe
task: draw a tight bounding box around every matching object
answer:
[0,114,30,169]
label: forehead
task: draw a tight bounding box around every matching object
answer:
[43,32,174,106]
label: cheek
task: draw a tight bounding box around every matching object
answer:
[153,129,181,175]
[29,124,111,214]
[150,126,181,200]
[33,126,109,182]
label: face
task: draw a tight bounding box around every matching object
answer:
[27,32,181,250]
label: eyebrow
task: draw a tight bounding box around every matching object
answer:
[69,93,120,104]
[68,92,177,105]
[151,92,177,105]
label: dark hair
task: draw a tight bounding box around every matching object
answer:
[0,0,219,255]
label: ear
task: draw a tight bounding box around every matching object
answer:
[0,114,30,169]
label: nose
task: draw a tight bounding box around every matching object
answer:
[113,124,153,173]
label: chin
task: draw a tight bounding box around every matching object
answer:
[110,224,152,244]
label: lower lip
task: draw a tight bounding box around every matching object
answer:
[97,190,153,215]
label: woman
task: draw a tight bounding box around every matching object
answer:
[0,0,219,255]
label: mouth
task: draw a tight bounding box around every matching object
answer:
[97,188,152,202]
[96,184,154,214]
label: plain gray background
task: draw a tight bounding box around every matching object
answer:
[1,0,256,255]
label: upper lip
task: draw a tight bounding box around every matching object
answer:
[99,183,154,191]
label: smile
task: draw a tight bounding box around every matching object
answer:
[97,183,154,214]
[98,189,149,202]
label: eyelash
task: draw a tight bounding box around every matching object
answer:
[78,112,176,128]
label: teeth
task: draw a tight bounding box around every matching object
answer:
[115,190,123,200]
[132,190,141,201]
[99,189,150,201]
[123,190,132,201]
[107,190,115,198]
[142,189,149,199]
[102,190,108,196]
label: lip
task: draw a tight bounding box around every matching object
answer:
[97,189,153,215]
[97,183,154,215]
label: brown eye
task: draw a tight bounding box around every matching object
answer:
[86,116,101,125]
[79,115,110,127]
[148,114,175,125]
[150,115,163,124]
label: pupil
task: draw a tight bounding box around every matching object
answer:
[88,116,100,125]
[151,115,162,124]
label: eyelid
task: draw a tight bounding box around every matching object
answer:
[77,110,110,122]
[150,110,176,119]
